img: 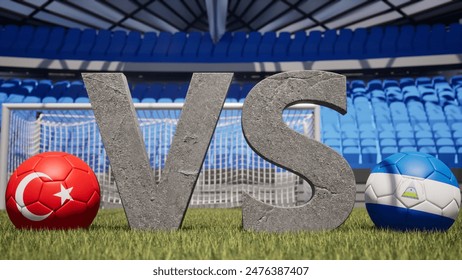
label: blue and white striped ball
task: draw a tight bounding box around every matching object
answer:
[365,152,460,231]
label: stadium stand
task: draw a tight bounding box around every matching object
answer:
[0,74,461,169]
[1,23,462,62]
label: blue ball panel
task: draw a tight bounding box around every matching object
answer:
[427,157,459,188]
[396,155,434,179]
[427,171,459,189]
[366,203,455,231]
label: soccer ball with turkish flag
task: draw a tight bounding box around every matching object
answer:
[5,152,100,229]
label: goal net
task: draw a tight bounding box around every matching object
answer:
[0,103,319,209]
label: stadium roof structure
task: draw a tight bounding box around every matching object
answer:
[1,0,462,42]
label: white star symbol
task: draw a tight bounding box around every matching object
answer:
[54,184,74,205]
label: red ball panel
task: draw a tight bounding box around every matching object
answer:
[65,169,99,203]
[39,181,65,211]
[34,156,72,181]
[87,191,101,210]
[15,156,41,177]
[22,177,43,206]
[64,154,90,172]
[25,201,53,216]
[55,200,87,218]
[40,151,68,157]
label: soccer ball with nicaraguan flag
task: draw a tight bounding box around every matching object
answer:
[5,152,100,229]
[365,152,460,231]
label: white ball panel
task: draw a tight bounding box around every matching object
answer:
[377,195,405,208]
[454,188,461,208]
[411,201,442,216]
[424,179,456,209]
[364,185,378,204]
[443,200,460,220]
[368,173,401,198]
[396,178,426,208]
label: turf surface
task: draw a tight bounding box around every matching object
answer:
[0,208,460,259]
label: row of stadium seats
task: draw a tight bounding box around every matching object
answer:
[0,23,461,62]
[1,75,461,168]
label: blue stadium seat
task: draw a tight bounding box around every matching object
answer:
[9,26,34,56]
[175,83,188,102]
[258,32,276,60]
[197,33,214,60]
[451,122,462,131]
[380,138,397,147]
[343,147,360,168]
[425,102,446,124]
[446,23,462,53]
[58,81,83,103]
[395,122,413,132]
[0,25,19,54]
[444,105,462,125]
[74,29,96,59]
[91,30,112,59]
[413,25,430,55]
[226,84,241,103]
[400,77,415,87]
[60,28,82,58]
[436,138,455,148]
[152,32,172,60]
[106,30,127,60]
[242,32,261,60]
[132,83,149,103]
[379,130,395,139]
[167,32,187,58]
[398,138,416,149]
[27,26,50,57]
[350,28,367,59]
[397,25,414,56]
[142,83,162,103]
[137,32,157,60]
[438,146,457,167]
[407,101,427,123]
[381,146,398,159]
[273,32,291,61]
[417,138,435,147]
[158,84,178,103]
[373,102,391,124]
[288,31,306,60]
[416,77,438,103]
[419,146,437,157]
[334,29,352,59]
[365,27,383,57]
[213,32,232,60]
[182,32,202,60]
[381,26,398,57]
[42,81,69,103]
[400,146,417,152]
[228,32,246,58]
[390,102,409,124]
[239,83,254,102]
[384,80,403,102]
[303,30,321,59]
[121,31,141,60]
[318,30,337,59]
[362,147,378,167]
[402,85,420,103]
[429,24,446,54]
[42,27,65,59]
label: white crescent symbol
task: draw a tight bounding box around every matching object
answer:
[15,172,53,221]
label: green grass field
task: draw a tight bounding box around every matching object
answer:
[0,208,461,260]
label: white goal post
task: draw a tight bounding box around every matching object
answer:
[0,102,320,209]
